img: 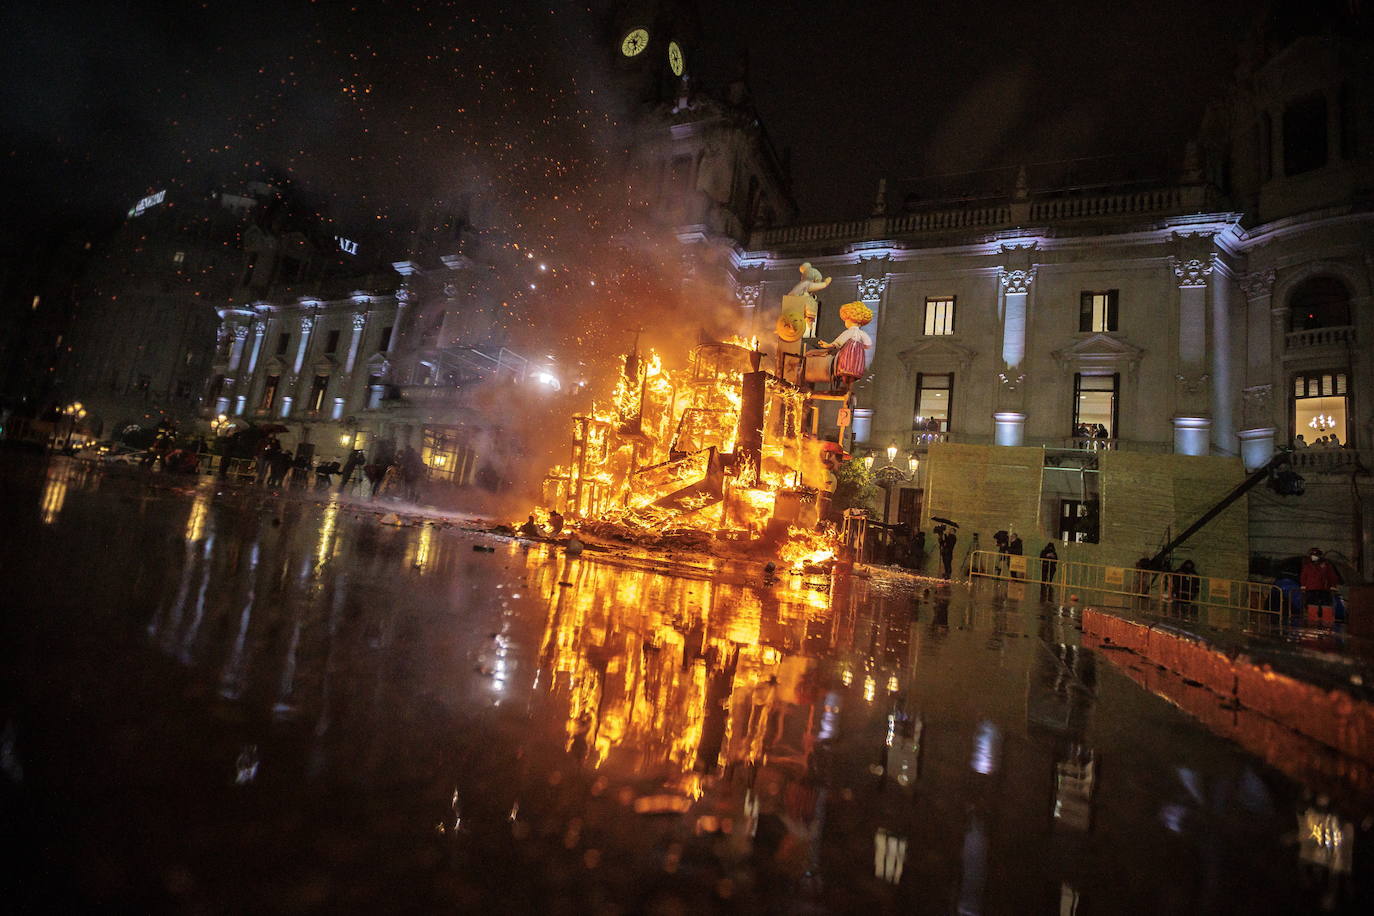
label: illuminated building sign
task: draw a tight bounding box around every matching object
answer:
[336,236,358,256]
[128,190,166,218]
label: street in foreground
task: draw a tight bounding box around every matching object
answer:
[1,455,1369,913]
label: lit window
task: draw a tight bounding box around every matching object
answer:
[924,297,955,336]
[31,295,40,310]
[1073,373,1118,445]
[260,375,279,411]
[172,250,185,265]
[1293,371,1349,446]
[309,375,330,412]
[1078,290,1118,333]
[913,373,952,433]
[1059,499,1099,543]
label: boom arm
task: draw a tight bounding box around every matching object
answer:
[1148,451,1295,569]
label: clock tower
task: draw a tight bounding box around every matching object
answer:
[607,1,795,252]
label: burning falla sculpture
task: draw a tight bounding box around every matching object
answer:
[539,339,835,566]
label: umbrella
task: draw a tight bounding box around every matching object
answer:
[930,516,960,528]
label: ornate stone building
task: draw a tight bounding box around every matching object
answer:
[730,8,1372,574]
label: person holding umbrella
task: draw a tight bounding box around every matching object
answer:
[931,517,959,580]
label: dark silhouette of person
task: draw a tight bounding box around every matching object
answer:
[1039,542,1059,600]
[937,527,957,579]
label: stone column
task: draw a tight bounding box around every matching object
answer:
[1207,269,1235,454]
[993,411,1027,447]
[858,254,891,352]
[228,325,249,373]
[1170,253,1214,455]
[995,263,1035,446]
[391,289,413,356]
[346,312,370,410]
[999,267,1034,371]
[1238,269,1278,466]
[291,315,316,411]
[246,323,266,375]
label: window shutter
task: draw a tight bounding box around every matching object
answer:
[1107,291,1119,332]
[1079,293,1092,332]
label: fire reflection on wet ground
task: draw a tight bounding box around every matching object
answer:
[1,456,1370,913]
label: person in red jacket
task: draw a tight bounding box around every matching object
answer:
[1300,547,1342,609]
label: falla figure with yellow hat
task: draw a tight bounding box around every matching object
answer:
[815,300,874,392]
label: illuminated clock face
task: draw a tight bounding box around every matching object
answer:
[667,40,684,76]
[620,28,649,57]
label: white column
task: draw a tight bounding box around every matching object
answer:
[247,324,266,374]
[293,316,315,376]
[1171,254,1213,454]
[999,268,1035,370]
[345,312,366,374]
[994,411,1026,447]
[1237,427,1276,471]
[1207,269,1234,454]
[228,325,249,372]
[291,316,316,412]
[1173,416,1211,456]
[852,408,873,444]
[390,294,411,356]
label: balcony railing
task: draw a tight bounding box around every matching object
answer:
[1288,447,1367,473]
[905,431,1176,454]
[1285,325,1356,350]
[749,181,1214,250]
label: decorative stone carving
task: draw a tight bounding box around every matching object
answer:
[735,283,761,309]
[216,325,230,344]
[395,287,416,303]
[898,339,976,375]
[1175,372,1210,395]
[1170,255,1214,289]
[442,282,458,298]
[1242,384,1273,429]
[1051,332,1144,376]
[352,313,368,331]
[859,276,887,303]
[299,316,315,333]
[1241,268,1276,301]
[999,267,1036,295]
[997,370,1026,391]
[232,325,249,341]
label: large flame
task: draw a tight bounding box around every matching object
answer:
[536,329,841,563]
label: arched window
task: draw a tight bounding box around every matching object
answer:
[1288,276,1351,331]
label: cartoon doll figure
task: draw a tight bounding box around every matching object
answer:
[777,262,832,381]
[817,300,873,390]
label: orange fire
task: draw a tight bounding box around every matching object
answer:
[538,334,840,560]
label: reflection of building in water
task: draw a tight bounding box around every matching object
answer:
[1053,746,1096,831]
[1030,609,1099,833]
[529,555,833,778]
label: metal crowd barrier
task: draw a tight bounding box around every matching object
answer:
[966,549,1289,628]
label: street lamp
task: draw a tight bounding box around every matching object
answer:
[62,401,86,451]
[874,453,919,526]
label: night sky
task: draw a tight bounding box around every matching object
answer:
[1,0,1260,245]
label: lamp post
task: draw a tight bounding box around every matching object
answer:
[873,445,919,525]
[61,401,86,451]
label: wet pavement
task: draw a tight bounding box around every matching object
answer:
[2,454,1371,914]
